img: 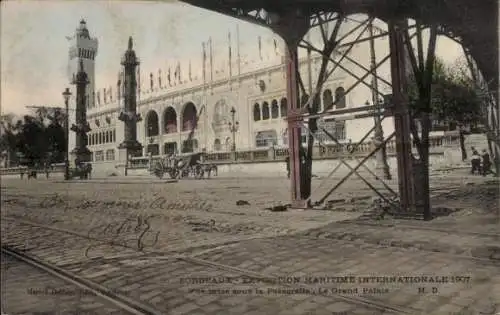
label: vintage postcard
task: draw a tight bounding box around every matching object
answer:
[1,0,498,314]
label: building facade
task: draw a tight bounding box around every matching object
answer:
[72,21,398,165]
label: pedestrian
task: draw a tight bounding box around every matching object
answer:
[481,149,491,176]
[87,163,93,179]
[285,155,290,178]
[45,163,50,179]
[471,149,481,175]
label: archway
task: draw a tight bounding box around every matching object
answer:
[214,139,221,151]
[280,98,287,117]
[323,89,333,111]
[334,87,346,109]
[271,100,279,118]
[224,137,231,151]
[262,101,270,120]
[253,103,261,121]
[145,110,159,137]
[181,102,197,131]
[163,106,177,134]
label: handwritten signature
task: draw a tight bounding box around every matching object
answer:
[38,193,213,211]
[84,214,160,258]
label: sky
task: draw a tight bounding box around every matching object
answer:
[1,0,466,116]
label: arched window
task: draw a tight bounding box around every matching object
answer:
[323,89,333,111]
[181,102,197,131]
[335,87,346,109]
[145,110,159,137]
[300,94,309,107]
[271,100,279,119]
[282,128,288,146]
[262,101,270,120]
[280,98,287,117]
[214,139,221,151]
[253,103,261,121]
[163,106,177,134]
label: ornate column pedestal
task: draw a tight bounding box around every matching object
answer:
[117,37,143,176]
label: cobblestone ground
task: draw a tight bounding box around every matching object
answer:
[1,253,128,315]
[1,171,499,314]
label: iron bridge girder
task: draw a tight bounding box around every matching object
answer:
[180,0,498,94]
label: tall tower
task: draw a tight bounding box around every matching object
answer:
[67,19,98,109]
[67,19,98,163]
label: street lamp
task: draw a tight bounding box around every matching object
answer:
[62,88,72,180]
[367,99,391,180]
[228,106,239,152]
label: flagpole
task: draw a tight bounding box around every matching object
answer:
[137,65,141,101]
[228,30,232,88]
[209,37,213,83]
[307,32,313,99]
[202,41,207,86]
[202,41,208,149]
[258,36,262,60]
[189,60,192,81]
[236,25,241,79]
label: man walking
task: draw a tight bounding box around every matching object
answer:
[481,149,492,176]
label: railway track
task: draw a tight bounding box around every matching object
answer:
[4,214,499,265]
[1,247,163,315]
[1,216,429,314]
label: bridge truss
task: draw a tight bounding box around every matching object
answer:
[179,1,498,219]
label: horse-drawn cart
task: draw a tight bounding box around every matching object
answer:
[151,152,217,179]
[69,163,92,179]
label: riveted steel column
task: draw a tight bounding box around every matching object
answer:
[275,12,309,208]
[284,42,303,207]
[388,20,415,212]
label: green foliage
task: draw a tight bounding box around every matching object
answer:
[407,58,482,124]
[1,108,67,166]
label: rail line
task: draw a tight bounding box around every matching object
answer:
[2,217,420,314]
[3,215,499,314]
[3,215,499,265]
[1,246,164,315]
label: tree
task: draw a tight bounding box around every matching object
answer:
[0,109,67,167]
[407,57,483,161]
[0,114,23,166]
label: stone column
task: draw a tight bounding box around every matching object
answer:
[70,59,92,165]
[118,37,143,174]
